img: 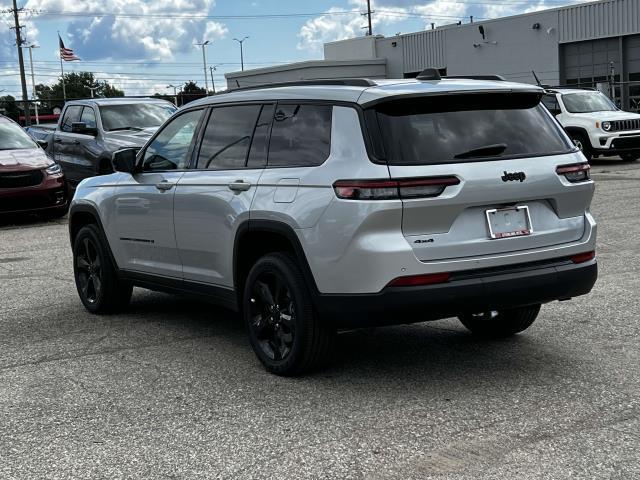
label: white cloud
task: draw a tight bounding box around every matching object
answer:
[297,0,410,52]
[297,0,473,51]
[24,0,227,61]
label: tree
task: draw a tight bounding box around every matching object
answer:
[0,95,20,122]
[35,72,124,108]
[178,81,206,105]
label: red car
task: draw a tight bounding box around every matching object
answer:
[0,115,68,217]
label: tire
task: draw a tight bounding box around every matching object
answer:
[243,252,334,376]
[73,224,132,314]
[620,153,640,162]
[569,132,593,161]
[458,304,541,338]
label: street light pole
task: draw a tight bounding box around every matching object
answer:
[167,84,178,106]
[233,37,249,71]
[195,40,211,93]
[22,44,39,125]
[88,84,100,98]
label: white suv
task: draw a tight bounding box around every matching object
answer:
[69,73,598,375]
[542,88,640,162]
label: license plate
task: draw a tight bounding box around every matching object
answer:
[485,206,532,239]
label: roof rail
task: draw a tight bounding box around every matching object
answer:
[230,78,378,92]
[545,86,597,92]
[444,75,507,81]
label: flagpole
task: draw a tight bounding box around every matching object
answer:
[58,32,67,102]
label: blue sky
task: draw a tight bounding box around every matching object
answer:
[0,0,577,97]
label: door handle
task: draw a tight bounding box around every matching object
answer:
[54,138,63,144]
[156,180,175,191]
[228,180,251,192]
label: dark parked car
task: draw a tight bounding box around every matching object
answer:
[27,98,176,189]
[0,115,68,217]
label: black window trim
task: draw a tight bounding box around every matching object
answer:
[189,102,275,171]
[136,106,207,174]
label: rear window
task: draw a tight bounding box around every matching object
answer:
[369,93,573,165]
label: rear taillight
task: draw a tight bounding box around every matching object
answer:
[571,251,595,264]
[333,176,460,200]
[556,163,590,183]
[387,272,450,287]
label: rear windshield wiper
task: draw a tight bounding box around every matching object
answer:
[454,143,508,159]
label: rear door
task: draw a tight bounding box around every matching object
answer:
[174,103,272,287]
[369,92,594,262]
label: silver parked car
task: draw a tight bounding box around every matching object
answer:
[68,72,597,375]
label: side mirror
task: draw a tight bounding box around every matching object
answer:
[111,148,139,174]
[36,139,48,150]
[71,121,97,136]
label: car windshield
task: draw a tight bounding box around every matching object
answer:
[99,103,176,132]
[0,120,37,150]
[561,92,617,113]
[370,92,574,165]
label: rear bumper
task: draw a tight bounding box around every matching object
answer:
[316,258,597,328]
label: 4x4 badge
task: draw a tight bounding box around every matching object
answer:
[502,171,526,182]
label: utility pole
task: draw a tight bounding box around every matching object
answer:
[209,66,216,94]
[11,0,30,126]
[366,0,373,36]
[21,44,39,124]
[195,41,210,93]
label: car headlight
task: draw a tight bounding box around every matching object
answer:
[601,121,612,131]
[45,163,62,175]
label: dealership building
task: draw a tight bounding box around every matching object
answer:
[226,0,640,111]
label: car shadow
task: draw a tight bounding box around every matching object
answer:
[0,212,68,229]
[120,291,570,389]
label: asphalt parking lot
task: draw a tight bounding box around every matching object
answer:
[1,159,639,479]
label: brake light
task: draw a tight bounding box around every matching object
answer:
[556,163,590,183]
[333,176,460,200]
[571,251,595,264]
[387,272,450,287]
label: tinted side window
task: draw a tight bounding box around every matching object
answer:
[142,109,203,171]
[61,105,82,132]
[80,107,97,129]
[247,104,275,169]
[197,105,262,170]
[542,95,561,114]
[268,104,332,167]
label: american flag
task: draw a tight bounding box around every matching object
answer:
[59,35,80,62]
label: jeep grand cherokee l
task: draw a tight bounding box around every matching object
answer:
[68,73,597,375]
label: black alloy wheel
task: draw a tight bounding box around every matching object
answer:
[73,224,132,314]
[243,252,334,376]
[248,271,296,362]
[76,235,102,305]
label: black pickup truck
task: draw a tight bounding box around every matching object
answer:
[27,98,176,189]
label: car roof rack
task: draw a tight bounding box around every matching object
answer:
[230,78,378,92]
[444,74,507,81]
[545,86,597,92]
